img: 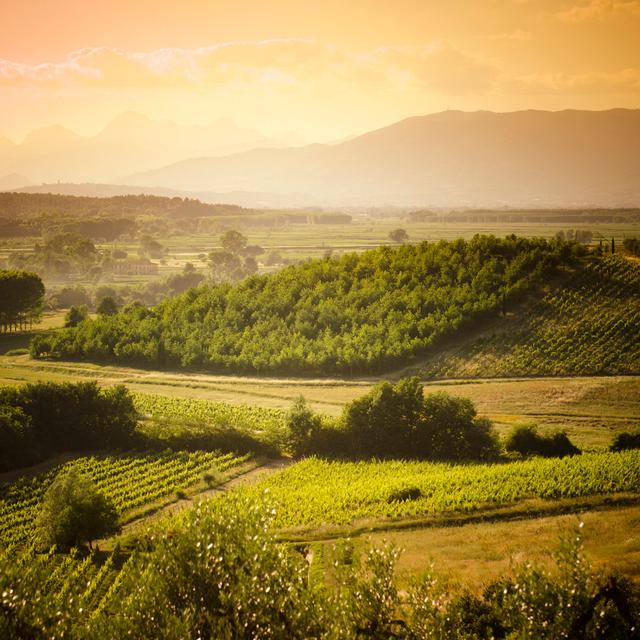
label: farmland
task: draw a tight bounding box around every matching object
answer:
[0,450,249,547]
[237,453,640,530]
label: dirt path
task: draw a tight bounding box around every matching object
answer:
[112,457,291,540]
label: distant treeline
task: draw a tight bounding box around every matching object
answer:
[33,236,580,375]
[0,193,351,238]
[408,208,640,224]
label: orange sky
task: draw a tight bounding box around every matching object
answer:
[1,0,639,142]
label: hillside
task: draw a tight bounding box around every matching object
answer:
[128,109,640,207]
[36,236,571,374]
[420,254,640,379]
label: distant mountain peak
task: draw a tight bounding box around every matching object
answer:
[21,124,81,146]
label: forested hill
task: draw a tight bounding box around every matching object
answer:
[36,236,576,375]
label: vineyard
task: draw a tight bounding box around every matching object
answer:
[133,393,287,433]
[240,451,640,528]
[422,255,640,378]
[0,449,248,546]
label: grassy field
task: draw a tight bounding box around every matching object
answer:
[341,501,640,589]
[0,348,637,449]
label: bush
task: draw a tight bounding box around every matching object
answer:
[285,396,322,457]
[610,431,640,452]
[64,304,88,327]
[35,470,118,549]
[340,378,500,460]
[505,424,580,458]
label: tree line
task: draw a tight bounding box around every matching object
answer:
[0,270,44,333]
[0,381,137,472]
[32,235,581,375]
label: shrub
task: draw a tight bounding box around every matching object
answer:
[505,424,580,458]
[64,304,88,327]
[35,469,118,549]
[0,381,138,470]
[285,396,322,457]
[610,431,640,452]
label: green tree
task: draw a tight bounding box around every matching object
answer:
[96,296,119,316]
[388,228,409,244]
[208,250,245,282]
[35,470,118,549]
[220,229,248,254]
[286,396,322,457]
[64,304,88,327]
[0,270,44,332]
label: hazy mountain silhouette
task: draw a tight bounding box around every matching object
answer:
[127,109,640,207]
[0,113,291,184]
[0,173,33,190]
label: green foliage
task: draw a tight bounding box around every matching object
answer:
[220,229,248,254]
[610,430,640,452]
[0,269,44,332]
[423,255,640,378]
[388,228,409,243]
[45,236,567,374]
[238,452,640,528]
[96,296,119,316]
[1,503,639,639]
[0,450,247,546]
[338,378,499,460]
[285,396,322,457]
[505,424,581,458]
[9,233,100,279]
[0,381,137,471]
[64,304,88,327]
[35,469,118,549]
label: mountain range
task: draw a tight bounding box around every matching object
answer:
[4,109,640,208]
[0,112,296,186]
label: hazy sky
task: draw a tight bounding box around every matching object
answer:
[1,0,639,142]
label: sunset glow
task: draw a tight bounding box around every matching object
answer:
[1,0,639,142]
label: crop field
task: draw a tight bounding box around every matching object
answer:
[239,452,640,530]
[421,255,640,378]
[0,450,249,547]
[133,392,287,437]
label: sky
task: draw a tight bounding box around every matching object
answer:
[1,0,639,143]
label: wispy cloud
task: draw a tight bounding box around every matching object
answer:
[505,67,640,93]
[0,40,498,95]
[557,0,640,22]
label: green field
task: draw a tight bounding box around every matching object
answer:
[0,449,249,547]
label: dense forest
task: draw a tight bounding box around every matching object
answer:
[32,236,579,374]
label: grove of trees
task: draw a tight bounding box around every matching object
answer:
[286,378,499,460]
[35,236,575,374]
[0,269,45,332]
[0,381,137,471]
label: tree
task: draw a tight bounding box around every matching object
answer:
[388,228,409,244]
[505,424,580,458]
[221,229,248,254]
[0,269,44,333]
[64,304,88,327]
[35,469,118,549]
[286,396,322,457]
[96,296,119,316]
